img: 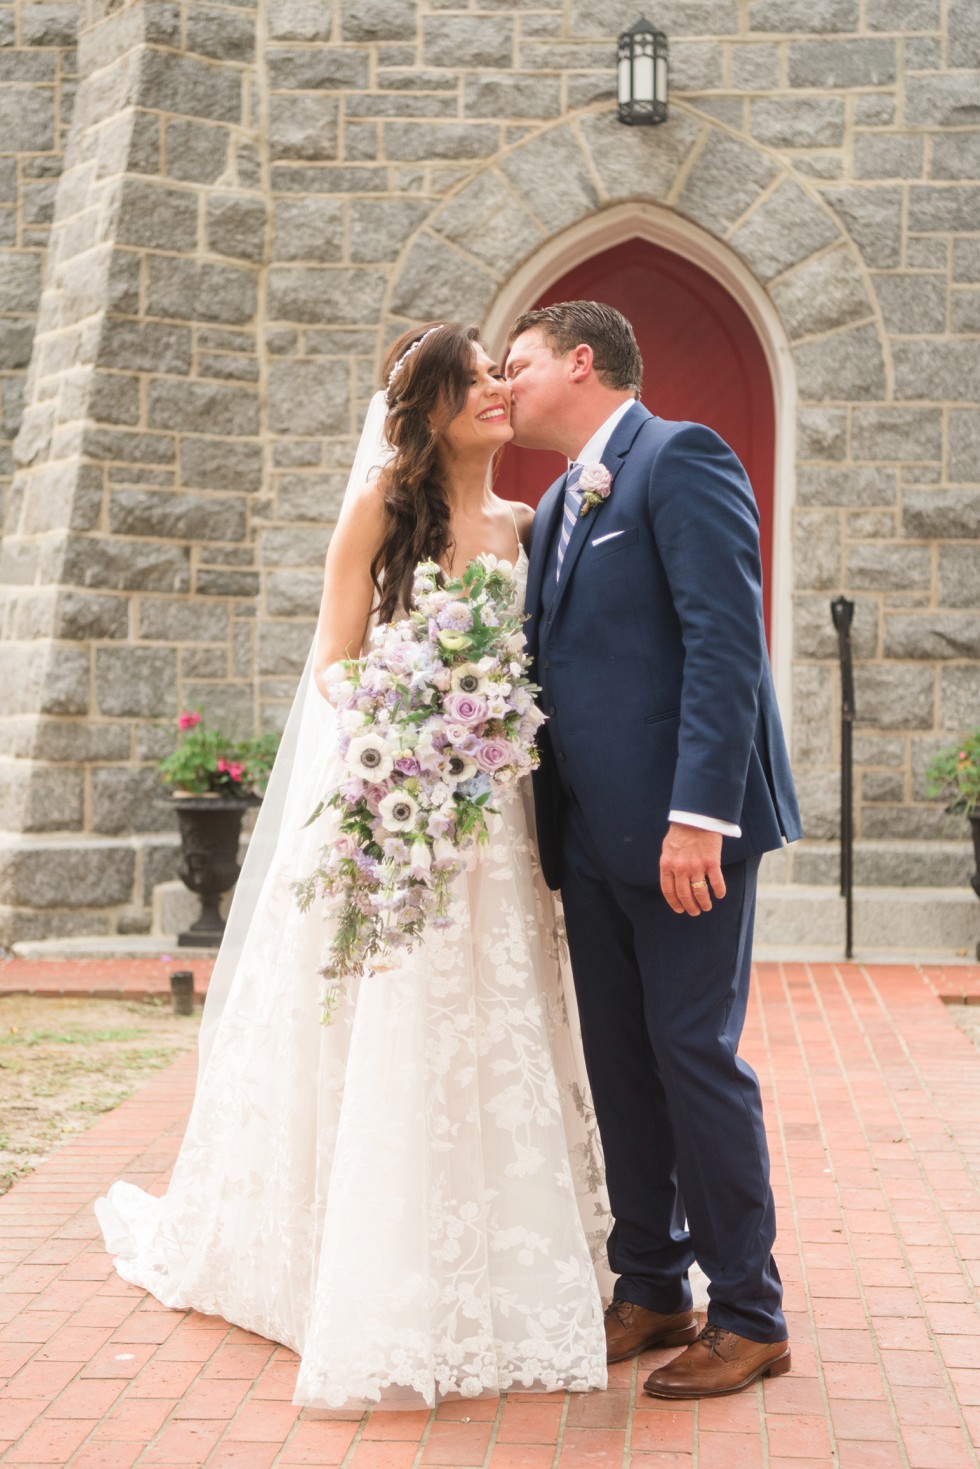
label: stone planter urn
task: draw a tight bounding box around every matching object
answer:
[970,816,980,960]
[171,795,257,948]
[970,815,980,902]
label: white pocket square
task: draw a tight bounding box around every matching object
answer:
[592,530,625,546]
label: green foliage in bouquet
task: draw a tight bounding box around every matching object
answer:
[296,553,545,1021]
[926,729,980,819]
[159,711,279,798]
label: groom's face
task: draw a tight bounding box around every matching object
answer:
[504,329,573,451]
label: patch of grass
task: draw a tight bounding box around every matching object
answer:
[0,994,200,1197]
[1,1027,150,1046]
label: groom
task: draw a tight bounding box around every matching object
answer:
[506,301,802,1399]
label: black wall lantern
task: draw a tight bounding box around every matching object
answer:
[617,17,668,125]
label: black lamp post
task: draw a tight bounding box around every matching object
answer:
[617,17,668,126]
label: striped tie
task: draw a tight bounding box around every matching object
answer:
[556,462,584,580]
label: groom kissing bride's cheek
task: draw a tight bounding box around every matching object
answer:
[508,300,802,1399]
[95,306,800,1414]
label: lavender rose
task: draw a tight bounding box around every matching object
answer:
[443,691,489,727]
[473,738,512,773]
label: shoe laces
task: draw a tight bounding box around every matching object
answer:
[697,1324,730,1357]
[605,1299,635,1326]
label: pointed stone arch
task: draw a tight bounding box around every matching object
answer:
[385,106,889,739]
[387,108,886,411]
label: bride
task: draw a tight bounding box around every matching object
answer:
[96,321,611,1410]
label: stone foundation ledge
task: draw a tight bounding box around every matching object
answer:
[9,934,218,961]
[761,840,974,888]
[756,884,979,957]
[0,833,179,947]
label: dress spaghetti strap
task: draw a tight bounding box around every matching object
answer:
[507,502,523,561]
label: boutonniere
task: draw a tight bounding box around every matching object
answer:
[577,463,613,516]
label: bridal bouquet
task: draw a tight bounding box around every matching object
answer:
[294,555,545,1020]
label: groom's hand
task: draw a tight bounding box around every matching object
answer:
[660,824,726,916]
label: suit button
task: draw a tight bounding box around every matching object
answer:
[543,660,550,670]
[558,752,566,762]
[548,705,556,716]
[547,614,553,625]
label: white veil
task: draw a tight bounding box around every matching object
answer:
[198,390,393,1068]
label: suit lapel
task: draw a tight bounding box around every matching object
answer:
[552,400,651,616]
[525,473,566,619]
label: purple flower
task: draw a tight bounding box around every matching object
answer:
[393,755,421,776]
[444,691,489,727]
[426,808,453,838]
[437,600,473,631]
[474,738,512,773]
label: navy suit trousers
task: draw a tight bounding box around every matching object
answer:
[557,789,786,1344]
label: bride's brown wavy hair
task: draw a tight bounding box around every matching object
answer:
[372,321,481,623]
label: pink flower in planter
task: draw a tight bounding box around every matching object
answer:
[179,710,201,730]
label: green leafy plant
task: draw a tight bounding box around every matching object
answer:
[926,728,980,820]
[158,711,279,799]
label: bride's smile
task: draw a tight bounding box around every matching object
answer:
[437,343,514,461]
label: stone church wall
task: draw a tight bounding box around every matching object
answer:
[0,0,977,943]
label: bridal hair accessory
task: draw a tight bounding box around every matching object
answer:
[578,463,613,515]
[386,325,442,401]
[294,556,545,1022]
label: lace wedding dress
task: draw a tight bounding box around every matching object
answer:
[96,546,610,1410]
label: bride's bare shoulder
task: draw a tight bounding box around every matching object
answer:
[338,474,386,531]
[325,476,387,571]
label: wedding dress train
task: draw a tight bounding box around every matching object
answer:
[96,549,610,1409]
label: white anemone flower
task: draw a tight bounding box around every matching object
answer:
[450,662,489,696]
[444,753,478,784]
[378,790,419,832]
[345,733,394,781]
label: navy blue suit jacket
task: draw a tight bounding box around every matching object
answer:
[525,401,802,891]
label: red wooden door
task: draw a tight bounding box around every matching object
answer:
[497,237,775,635]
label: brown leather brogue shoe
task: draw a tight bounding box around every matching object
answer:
[643,1324,791,1398]
[603,1299,697,1364]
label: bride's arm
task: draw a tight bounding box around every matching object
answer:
[313,477,386,699]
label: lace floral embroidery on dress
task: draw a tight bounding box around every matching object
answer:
[96,549,610,1410]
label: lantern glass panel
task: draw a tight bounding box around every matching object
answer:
[617,54,631,105]
[635,45,655,104]
[655,52,668,104]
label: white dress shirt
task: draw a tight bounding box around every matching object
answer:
[571,400,741,841]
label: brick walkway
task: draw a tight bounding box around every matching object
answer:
[1,961,978,1469]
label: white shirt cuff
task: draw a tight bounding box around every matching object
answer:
[669,810,742,838]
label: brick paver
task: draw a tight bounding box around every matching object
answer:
[1,961,978,1467]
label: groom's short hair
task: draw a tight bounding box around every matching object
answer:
[509,300,643,394]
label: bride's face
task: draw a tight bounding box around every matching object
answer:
[436,344,513,459]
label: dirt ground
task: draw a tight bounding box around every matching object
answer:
[948,999,980,1049]
[0,994,200,1196]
